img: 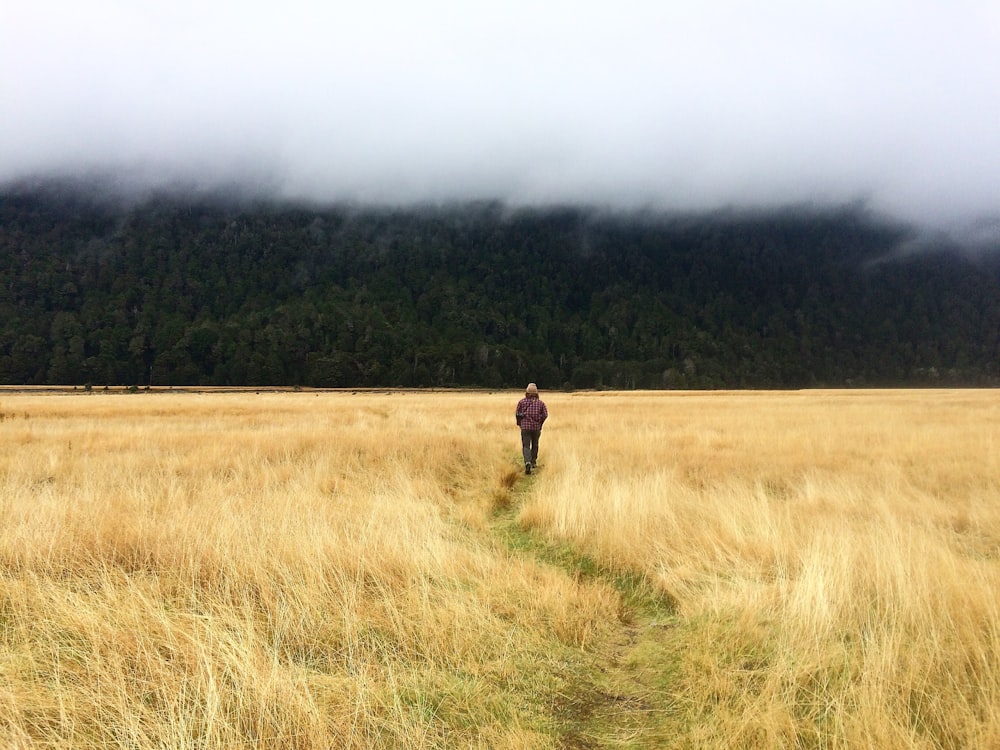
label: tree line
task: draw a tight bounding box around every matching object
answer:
[2,181,999,389]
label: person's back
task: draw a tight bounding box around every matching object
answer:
[515,383,547,474]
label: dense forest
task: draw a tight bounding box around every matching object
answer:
[2,180,999,389]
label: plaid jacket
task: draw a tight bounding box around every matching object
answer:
[515,396,548,431]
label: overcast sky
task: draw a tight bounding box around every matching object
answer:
[3,1,1000,225]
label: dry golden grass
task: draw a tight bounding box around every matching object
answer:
[0,391,619,749]
[524,389,1000,748]
[2,389,999,748]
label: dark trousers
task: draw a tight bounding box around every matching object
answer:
[521,429,541,467]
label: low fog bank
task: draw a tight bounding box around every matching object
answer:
[5,171,999,260]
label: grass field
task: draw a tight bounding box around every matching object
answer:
[1,389,999,748]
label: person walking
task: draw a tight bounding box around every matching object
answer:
[515,383,548,474]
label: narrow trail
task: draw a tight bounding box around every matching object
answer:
[486,460,685,749]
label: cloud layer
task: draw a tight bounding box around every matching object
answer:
[4,1,1000,224]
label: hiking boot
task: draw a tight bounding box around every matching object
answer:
[525,464,532,475]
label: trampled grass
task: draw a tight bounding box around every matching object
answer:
[1,389,999,748]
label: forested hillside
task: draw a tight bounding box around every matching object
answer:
[2,181,999,388]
